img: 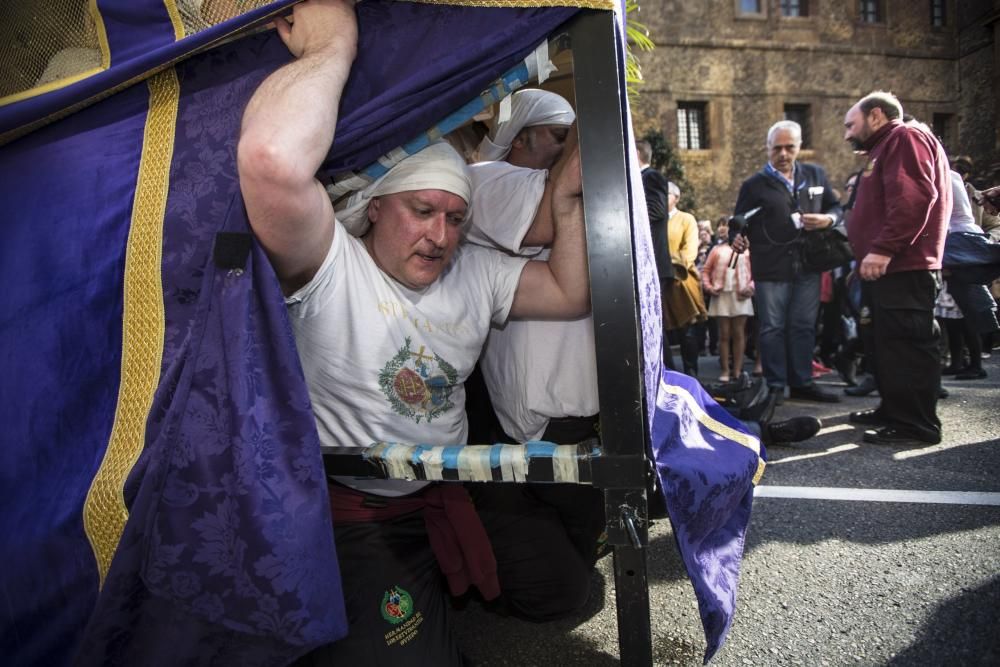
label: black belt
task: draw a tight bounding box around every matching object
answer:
[541,414,600,445]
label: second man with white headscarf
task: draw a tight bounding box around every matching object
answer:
[464,88,605,622]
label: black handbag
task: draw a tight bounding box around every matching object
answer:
[799,226,853,272]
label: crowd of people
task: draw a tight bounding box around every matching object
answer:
[642,94,1000,448]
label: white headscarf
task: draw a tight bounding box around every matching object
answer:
[476,89,575,162]
[335,142,472,237]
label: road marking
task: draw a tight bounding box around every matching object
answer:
[768,443,859,464]
[890,440,983,460]
[816,424,854,436]
[755,486,1000,506]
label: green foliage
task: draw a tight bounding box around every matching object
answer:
[625,1,654,105]
[642,128,698,213]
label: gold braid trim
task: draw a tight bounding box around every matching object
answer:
[401,0,615,8]
[91,0,111,69]
[659,383,767,486]
[163,0,186,41]
[83,69,176,586]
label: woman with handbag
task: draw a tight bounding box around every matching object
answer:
[702,239,755,382]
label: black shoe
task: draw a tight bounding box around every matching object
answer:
[955,368,987,380]
[788,384,841,403]
[844,375,877,397]
[849,408,888,426]
[938,386,949,399]
[862,426,940,446]
[941,364,964,375]
[764,416,822,445]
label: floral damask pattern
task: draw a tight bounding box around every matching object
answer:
[650,371,763,662]
[77,35,346,666]
[624,116,663,434]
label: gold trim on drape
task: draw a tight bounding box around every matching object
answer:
[92,0,111,68]
[163,0,186,41]
[659,383,767,486]
[82,68,176,586]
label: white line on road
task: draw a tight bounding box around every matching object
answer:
[815,424,855,436]
[768,443,859,464]
[755,486,1000,506]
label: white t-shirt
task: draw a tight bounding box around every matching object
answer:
[469,161,600,443]
[949,171,981,234]
[286,219,528,495]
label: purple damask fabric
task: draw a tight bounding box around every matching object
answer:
[75,46,345,665]
[614,11,759,659]
[650,370,765,663]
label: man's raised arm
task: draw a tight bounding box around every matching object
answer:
[510,127,590,319]
[237,0,357,294]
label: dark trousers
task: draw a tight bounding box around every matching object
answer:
[470,415,604,622]
[662,315,676,371]
[469,482,596,622]
[863,270,942,441]
[943,317,983,372]
[663,323,699,375]
[295,510,464,667]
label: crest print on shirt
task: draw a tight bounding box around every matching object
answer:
[378,336,458,423]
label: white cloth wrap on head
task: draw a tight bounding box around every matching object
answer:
[476,89,575,162]
[335,142,472,237]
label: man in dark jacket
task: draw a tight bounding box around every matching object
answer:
[843,91,952,446]
[732,120,842,403]
[637,139,676,369]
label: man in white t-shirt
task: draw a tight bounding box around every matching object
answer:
[468,89,598,444]
[236,2,590,664]
[464,88,607,619]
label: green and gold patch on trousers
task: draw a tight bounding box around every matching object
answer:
[381,585,425,648]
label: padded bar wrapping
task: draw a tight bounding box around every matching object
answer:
[321,440,599,484]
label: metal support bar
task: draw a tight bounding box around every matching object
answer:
[569,9,653,667]
[613,544,654,666]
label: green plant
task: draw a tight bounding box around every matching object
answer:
[625,1,654,105]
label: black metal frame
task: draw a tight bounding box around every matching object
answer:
[571,10,653,666]
[321,9,653,665]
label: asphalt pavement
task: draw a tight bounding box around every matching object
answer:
[454,350,1000,666]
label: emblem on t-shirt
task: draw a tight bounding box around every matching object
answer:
[380,586,414,625]
[378,336,458,423]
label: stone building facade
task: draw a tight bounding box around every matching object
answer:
[630,0,1000,221]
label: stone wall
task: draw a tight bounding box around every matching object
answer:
[631,0,999,220]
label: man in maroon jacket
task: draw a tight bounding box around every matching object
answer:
[843,91,952,446]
